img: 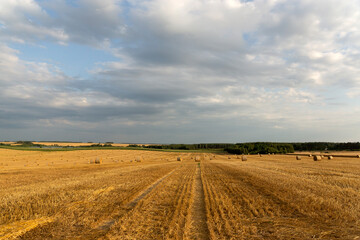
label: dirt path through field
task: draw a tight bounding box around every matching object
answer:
[188,164,210,240]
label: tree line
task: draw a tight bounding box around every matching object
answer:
[138,142,360,154]
[2,141,360,153]
[224,142,294,154]
[292,142,360,151]
[133,143,234,150]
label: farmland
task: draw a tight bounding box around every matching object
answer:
[1,149,360,239]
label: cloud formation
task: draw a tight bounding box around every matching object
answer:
[1,0,360,142]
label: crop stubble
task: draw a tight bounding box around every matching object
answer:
[201,155,360,239]
[1,150,360,239]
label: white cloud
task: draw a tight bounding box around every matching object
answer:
[0,0,69,44]
[1,0,360,142]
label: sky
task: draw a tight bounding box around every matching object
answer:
[1,0,360,143]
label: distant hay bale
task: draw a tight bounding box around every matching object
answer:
[195,156,201,162]
[296,156,302,160]
[228,156,231,159]
[328,156,333,160]
[308,154,312,157]
[268,153,271,155]
[259,154,262,157]
[236,155,240,159]
[313,155,322,161]
[135,156,143,162]
[357,155,360,158]
[242,155,247,161]
[95,157,102,164]
[177,157,182,161]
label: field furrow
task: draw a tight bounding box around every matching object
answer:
[1,149,360,239]
[11,163,178,239]
[202,160,360,239]
[104,162,196,239]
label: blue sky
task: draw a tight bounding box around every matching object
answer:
[9,42,117,78]
[1,0,360,143]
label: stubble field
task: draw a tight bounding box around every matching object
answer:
[0,149,360,239]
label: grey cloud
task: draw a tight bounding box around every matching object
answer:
[0,0,125,46]
[2,0,360,142]
[0,96,164,123]
[43,0,125,46]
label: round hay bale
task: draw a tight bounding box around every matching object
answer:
[259,154,262,157]
[296,156,301,160]
[308,154,312,157]
[135,156,143,162]
[177,157,182,161]
[313,155,322,161]
[195,156,201,162]
[228,156,231,159]
[236,155,240,159]
[328,156,333,160]
[95,157,102,164]
[242,155,247,161]
[357,155,360,158]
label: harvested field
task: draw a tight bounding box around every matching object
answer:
[1,150,360,239]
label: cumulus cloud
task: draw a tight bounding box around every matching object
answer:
[0,0,124,46]
[0,0,68,44]
[42,0,125,46]
[1,0,360,142]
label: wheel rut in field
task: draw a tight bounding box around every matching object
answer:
[19,167,179,239]
[98,168,177,231]
[126,168,176,208]
[188,164,210,240]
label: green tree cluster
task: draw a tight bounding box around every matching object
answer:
[225,142,294,154]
